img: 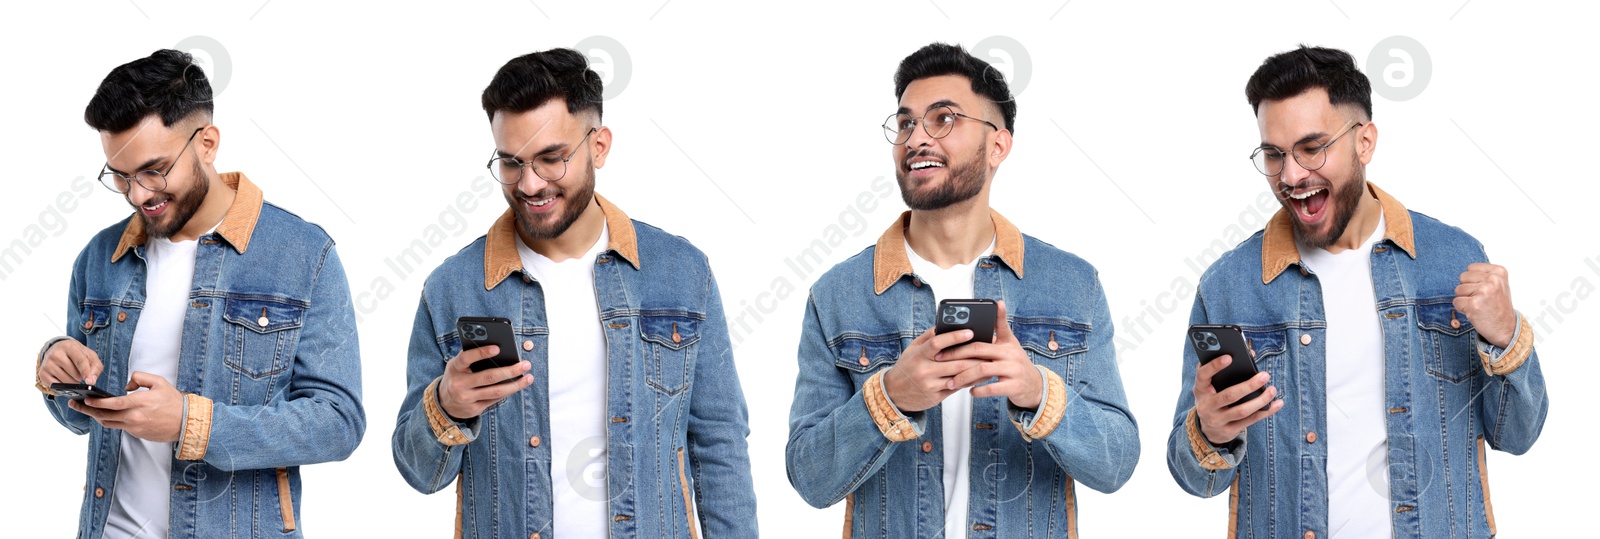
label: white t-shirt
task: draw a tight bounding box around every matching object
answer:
[105,233,203,538]
[517,225,611,538]
[1297,214,1392,539]
[905,237,993,539]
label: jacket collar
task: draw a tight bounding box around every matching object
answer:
[483,193,639,290]
[1261,181,1416,284]
[872,209,1025,295]
[111,171,264,263]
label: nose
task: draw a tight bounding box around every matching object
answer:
[124,179,158,206]
[516,165,552,196]
[1278,152,1313,187]
[903,117,938,150]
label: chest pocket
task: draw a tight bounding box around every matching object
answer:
[1415,300,1478,383]
[1240,327,1288,374]
[78,303,115,351]
[831,333,903,384]
[222,296,306,380]
[1013,318,1090,362]
[640,311,703,396]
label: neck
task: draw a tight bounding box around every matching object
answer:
[521,195,605,262]
[1323,184,1382,254]
[172,169,235,242]
[905,195,994,269]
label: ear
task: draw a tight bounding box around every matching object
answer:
[196,124,221,167]
[590,126,612,169]
[987,127,1012,169]
[1356,121,1377,166]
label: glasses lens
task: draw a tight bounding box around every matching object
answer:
[489,158,521,185]
[926,107,956,139]
[1251,148,1284,176]
[1293,142,1330,172]
[530,153,568,182]
[99,171,131,193]
[136,170,167,192]
[884,114,912,144]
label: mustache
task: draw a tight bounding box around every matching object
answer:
[513,187,561,202]
[1276,180,1332,198]
[902,148,948,169]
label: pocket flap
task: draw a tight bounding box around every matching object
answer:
[1415,300,1473,336]
[640,312,703,350]
[832,334,902,373]
[1013,319,1090,359]
[79,304,112,334]
[223,297,307,334]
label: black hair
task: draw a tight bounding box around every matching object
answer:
[85,49,214,133]
[893,43,1017,133]
[1245,45,1373,119]
[481,48,604,121]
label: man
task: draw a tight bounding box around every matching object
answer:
[390,48,757,538]
[786,43,1139,538]
[34,50,365,538]
[1165,45,1548,539]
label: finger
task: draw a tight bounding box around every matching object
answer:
[1451,296,1473,314]
[947,362,992,390]
[84,395,134,411]
[1466,262,1503,276]
[910,327,936,346]
[935,341,1004,362]
[1459,269,1488,285]
[450,345,501,372]
[470,373,535,404]
[1226,398,1285,430]
[1217,371,1272,404]
[66,346,98,384]
[126,371,168,391]
[1223,385,1278,421]
[1454,282,1486,298]
[971,379,1020,400]
[464,361,533,391]
[1194,355,1231,391]
[40,362,69,386]
[926,329,975,353]
[993,301,1014,343]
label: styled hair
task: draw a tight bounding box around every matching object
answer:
[1245,45,1373,119]
[482,48,604,121]
[85,49,214,133]
[894,43,1017,133]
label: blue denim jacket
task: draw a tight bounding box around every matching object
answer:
[786,211,1139,538]
[37,172,366,539]
[391,194,757,539]
[1166,183,1548,539]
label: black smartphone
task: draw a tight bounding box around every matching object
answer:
[456,317,521,373]
[50,383,120,400]
[935,299,997,348]
[1187,324,1265,407]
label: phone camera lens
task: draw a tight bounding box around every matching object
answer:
[942,315,955,324]
[943,306,956,315]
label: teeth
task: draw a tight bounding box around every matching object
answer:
[528,197,554,207]
[910,161,944,170]
[1288,189,1323,200]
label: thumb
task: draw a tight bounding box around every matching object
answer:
[994,300,1015,342]
[126,371,167,391]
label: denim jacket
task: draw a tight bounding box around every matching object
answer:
[1165,183,1548,539]
[36,172,366,539]
[391,194,757,539]
[786,211,1139,538]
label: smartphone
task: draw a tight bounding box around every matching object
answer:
[1187,324,1265,407]
[50,383,120,400]
[456,317,521,373]
[935,299,997,348]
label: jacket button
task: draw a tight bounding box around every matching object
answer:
[83,320,93,330]
[529,436,541,447]
[522,340,535,351]
[531,533,542,539]
[1300,334,1312,346]
[921,441,933,453]
[94,487,104,498]
[1304,532,1315,539]
[858,356,870,367]
[116,311,127,322]
[1305,431,1317,444]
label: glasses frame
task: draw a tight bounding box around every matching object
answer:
[486,127,598,185]
[98,127,205,194]
[1249,121,1366,176]
[883,106,999,145]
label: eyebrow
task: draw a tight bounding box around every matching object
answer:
[496,142,566,160]
[106,156,168,176]
[896,99,966,116]
[1259,130,1332,150]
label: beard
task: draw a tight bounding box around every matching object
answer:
[136,159,209,239]
[896,142,986,211]
[506,159,596,241]
[1285,154,1366,250]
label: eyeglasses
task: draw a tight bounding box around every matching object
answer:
[882,105,998,145]
[486,127,597,185]
[1249,121,1365,176]
[98,127,205,194]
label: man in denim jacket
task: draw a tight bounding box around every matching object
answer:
[390,48,757,538]
[1165,46,1548,539]
[786,43,1139,538]
[33,50,365,538]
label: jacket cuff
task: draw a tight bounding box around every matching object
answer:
[1478,313,1533,376]
[1010,366,1067,441]
[424,378,474,446]
[177,393,214,461]
[863,369,921,442]
[34,336,74,396]
[1186,408,1237,470]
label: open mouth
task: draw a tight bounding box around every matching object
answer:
[906,156,946,177]
[522,194,559,213]
[140,197,171,217]
[1286,188,1329,222]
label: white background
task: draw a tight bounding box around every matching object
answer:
[3,1,1595,536]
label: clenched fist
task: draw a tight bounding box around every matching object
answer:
[1454,262,1517,349]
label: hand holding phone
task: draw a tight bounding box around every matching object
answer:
[50,383,120,400]
[436,317,534,420]
[37,338,104,391]
[1188,324,1282,445]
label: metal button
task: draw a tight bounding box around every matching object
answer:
[258,307,269,328]
[117,312,127,322]
[1047,330,1059,351]
[531,533,542,539]
[1304,532,1315,539]
[1305,431,1317,444]
[858,356,870,367]
[1300,334,1312,346]
[94,487,104,498]
[921,441,933,453]
[529,436,541,447]
[83,320,93,330]
[671,322,682,344]
[522,340,535,351]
